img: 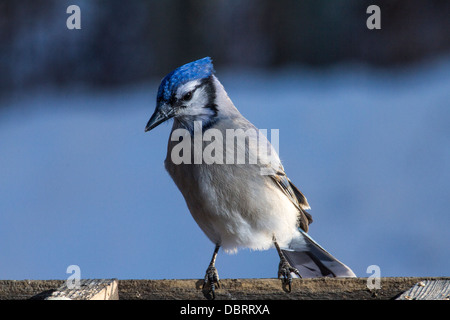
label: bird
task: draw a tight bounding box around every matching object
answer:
[145,57,356,298]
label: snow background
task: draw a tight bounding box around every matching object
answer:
[0,56,449,280]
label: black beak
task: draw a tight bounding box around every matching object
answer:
[145,105,175,132]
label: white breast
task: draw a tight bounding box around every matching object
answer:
[164,118,300,253]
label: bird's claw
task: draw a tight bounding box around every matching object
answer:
[278,259,301,292]
[202,265,220,299]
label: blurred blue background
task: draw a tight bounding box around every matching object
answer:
[0,0,449,280]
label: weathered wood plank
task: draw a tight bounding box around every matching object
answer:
[117,277,449,300]
[396,280,450,300]
[44,279,118,300]
[1,277,449,300]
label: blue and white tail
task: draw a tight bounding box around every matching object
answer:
[282,229,356,278]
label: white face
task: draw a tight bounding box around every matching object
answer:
[174,79,216,120]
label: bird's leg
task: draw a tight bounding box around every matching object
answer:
[273,235,301,292]
[202,244,220,299]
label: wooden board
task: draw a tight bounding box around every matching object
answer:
[44,279,118,300]
[396,280,450,300]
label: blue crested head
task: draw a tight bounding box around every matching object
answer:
[157,57,215,104]
[145,57,217,132]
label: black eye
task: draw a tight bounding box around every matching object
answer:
[182,91,193,101]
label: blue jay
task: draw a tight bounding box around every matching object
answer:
[145,57,355,298]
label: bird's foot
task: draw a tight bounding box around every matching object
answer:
[202,265,220,299]
[278,258,301,292]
